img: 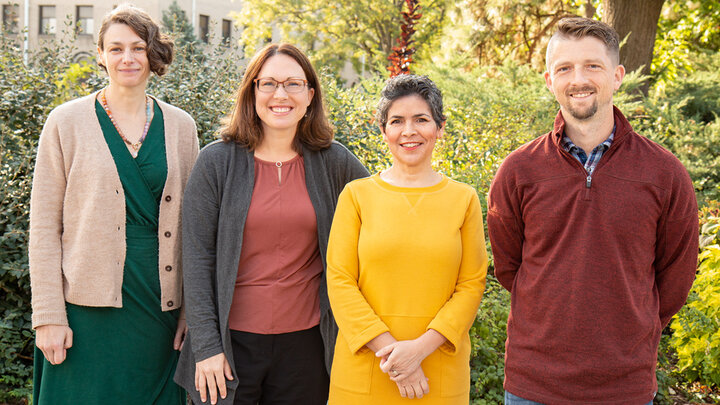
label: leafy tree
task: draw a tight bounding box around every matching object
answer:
[161,0,199,48]
[652,0,720,88]
[232,0,449,75]
[446,0,597,70]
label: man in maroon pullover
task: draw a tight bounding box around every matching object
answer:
[487,17,698,405]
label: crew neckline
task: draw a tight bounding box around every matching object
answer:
[372,173,448,193]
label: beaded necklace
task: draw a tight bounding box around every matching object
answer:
[100,88,151,158]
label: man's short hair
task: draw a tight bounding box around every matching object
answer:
[546,17,620,69]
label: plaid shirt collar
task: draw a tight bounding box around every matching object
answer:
[561,126,615,175]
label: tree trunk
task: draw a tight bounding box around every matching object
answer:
[602,0,664,94]
[584,0,596,18]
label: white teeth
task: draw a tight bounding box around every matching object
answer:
[271,107,291,112]
[572,92,591,97]
[402,142,421,147]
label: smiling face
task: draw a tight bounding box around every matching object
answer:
[544,35,625,122]
[97,23,151,90]
[381,94,445,170]
[254,53,314,136]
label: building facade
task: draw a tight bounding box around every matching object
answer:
[1,0,242,60]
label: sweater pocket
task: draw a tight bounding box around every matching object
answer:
[439,334,471,397]
[330,331,375,394]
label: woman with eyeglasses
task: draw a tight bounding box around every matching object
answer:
[174,43,369,405]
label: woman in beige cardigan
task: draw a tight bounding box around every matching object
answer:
[29,5,198,404]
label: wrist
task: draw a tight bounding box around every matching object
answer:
[367,332,396,353]
[415,329,446,358]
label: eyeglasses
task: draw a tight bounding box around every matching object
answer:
[254,78,309,93]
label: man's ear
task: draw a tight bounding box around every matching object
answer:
[544,71,554,94]
[613,64,626,91]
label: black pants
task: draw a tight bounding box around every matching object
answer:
[229,325,329,405]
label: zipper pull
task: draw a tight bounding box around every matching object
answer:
[586,176,592,188]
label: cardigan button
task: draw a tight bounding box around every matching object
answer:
[165,265,172,272]
[167,300,174,307]
[165,195,172,202]
[164,231,171,237]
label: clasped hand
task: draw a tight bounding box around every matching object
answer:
[376,339,430,398]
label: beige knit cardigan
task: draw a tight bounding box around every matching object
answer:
[29,92,199,328]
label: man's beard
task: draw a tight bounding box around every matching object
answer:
[564,86,598,120]
[567,101,598,120]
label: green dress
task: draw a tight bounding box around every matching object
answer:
[33,100,184,405]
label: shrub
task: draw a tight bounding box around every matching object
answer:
[469,275,510,404]
[669,205,720,387]
[0,33,86,402]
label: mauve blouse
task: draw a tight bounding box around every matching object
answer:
[228,155,323,334]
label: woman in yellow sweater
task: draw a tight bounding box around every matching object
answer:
[326,74,488,404]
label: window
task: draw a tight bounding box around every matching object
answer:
[76,6,93,35]
[221,19,231,45]
[199,14,209,43]
[2,4,19,34]
[39,6,56,35]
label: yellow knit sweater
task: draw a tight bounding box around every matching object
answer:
[327,174,488,404]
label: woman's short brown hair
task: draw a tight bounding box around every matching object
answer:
[97,4,174,76]
[220,43,333,151]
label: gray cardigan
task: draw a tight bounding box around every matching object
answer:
[174,139,369,403]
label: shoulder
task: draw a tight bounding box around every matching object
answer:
[45,93,97,127]
[625,132,682,163]
[313,140,356,162]
[503,132,552,168]
[622,132,690,182]
[198,139,244,160]
[444,177,480,204]
[340,175,375,195]
[446,177,479,196]
[493,132,552,185]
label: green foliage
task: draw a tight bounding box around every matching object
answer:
[323,74,390,172]
[0,33,85,402]
[653,0,720,87]
[463,0,583,70]
[161,0,200,49]
[147,39,241,146]
[668,204,720,389]
[233,0,449,75]
[470,276,510,404]
[670,243,720,386]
